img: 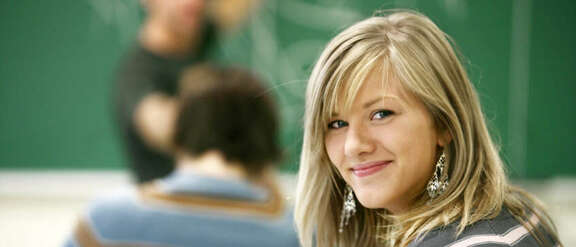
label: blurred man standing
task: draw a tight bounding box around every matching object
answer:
[114,0,261,183]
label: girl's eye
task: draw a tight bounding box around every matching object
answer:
[371,110,394,120]
[328,120,348,129]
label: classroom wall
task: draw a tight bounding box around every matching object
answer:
[1,0,574,178]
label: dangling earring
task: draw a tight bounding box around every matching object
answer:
[427,152,449,199]
[339,185,356,233]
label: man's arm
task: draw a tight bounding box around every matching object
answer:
[133,93,178,154]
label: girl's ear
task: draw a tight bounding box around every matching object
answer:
[437,129,452,147]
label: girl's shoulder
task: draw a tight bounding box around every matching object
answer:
[410,207,555,247]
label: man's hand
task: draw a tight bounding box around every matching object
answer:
[133,93,178,154]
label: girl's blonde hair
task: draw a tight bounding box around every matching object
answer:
[295,10,560,247]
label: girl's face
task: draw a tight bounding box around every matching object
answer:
[324,68,449,213]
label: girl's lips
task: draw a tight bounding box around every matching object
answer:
[351,161,392,177]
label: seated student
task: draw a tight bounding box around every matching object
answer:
[294,10,561,247]
[65,65,299,247]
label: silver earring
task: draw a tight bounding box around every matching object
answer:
[339,185,356,233]
[427,152,449,199]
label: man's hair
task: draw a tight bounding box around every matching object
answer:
[173,65,281,176]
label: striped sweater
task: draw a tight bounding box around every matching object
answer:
[408,207,558,247]
[63,171,299,247]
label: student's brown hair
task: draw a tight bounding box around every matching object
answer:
[173,65,281,176]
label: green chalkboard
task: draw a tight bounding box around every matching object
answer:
[1,0,575,178]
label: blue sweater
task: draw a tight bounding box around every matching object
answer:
[64,171,299,247]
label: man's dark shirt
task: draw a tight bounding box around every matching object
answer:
[113,23,217,183]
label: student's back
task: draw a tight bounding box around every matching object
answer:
[67,173,298,247]
[65,65,299,247]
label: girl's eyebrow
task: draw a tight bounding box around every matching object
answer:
[362,97,382,109]
[331,95,403,117]
[363,95,403,109]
